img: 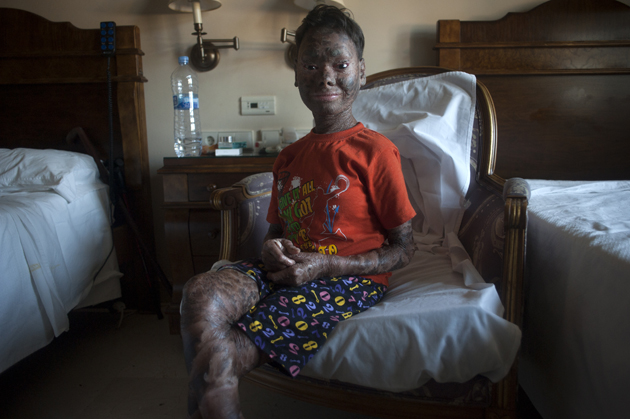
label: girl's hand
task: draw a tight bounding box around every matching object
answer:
[261,238,300,272]
[267,252,330,287]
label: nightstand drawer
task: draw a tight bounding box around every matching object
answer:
[188,173,251,202]
[189,209,221,256]
[159,155,277,334]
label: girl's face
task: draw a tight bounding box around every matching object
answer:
[295,27,366,123]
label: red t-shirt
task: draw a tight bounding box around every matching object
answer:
[267,123,416,286]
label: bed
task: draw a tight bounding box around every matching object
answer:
[435,0,630,418]
[0,8,154,374]
[209,68,529,418]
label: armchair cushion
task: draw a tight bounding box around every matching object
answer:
[300,251,521,392]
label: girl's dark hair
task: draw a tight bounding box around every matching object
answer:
[294,5,365,60]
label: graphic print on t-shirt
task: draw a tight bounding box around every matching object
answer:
[320,175,349,242]
[277,173,349,254]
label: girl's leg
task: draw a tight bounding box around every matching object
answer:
[181,269,268,419]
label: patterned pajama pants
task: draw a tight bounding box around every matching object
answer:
[219,259,386,377]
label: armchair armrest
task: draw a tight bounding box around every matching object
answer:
[501,177,530,326]
[460,175,529,417]
[503,177,531,201]
[209,172,273,262]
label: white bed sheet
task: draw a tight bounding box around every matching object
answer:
[520,180,630,419]
[0,182,122,373]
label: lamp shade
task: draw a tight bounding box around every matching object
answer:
[294,0,345,10]
[168,0,222,13]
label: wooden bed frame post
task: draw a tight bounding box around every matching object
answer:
[435,0,630,181]
[0,8,159,312]
[436,20,461,70]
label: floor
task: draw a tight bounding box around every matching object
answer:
[0,307,543,419]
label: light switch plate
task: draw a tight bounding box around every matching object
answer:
[241,96,276,115]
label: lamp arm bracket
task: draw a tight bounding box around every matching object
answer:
[205,37,240,50]
[281,28,296,45]
[190,37,239,72]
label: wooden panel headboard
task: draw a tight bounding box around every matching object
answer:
[436,0,630,180]
[0,8,157,308]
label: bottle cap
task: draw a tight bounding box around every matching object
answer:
[178,56,189,65]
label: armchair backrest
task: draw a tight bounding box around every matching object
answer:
[362,67,507,290]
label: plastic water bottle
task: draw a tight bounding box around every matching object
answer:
[171,56,202,157]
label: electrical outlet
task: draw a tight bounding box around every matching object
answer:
[201,131,219,146]
[216,130,255,149]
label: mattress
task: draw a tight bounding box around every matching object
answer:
[0,182,122,373]
[520,180,630,419]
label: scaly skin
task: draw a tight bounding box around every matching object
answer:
[181,220,414,418]
[261,220,415,287]
[294,27,366,135]
[181,269,268,419]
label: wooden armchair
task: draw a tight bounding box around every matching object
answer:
[209,67,529,419]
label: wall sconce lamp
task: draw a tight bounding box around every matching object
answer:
[168,0,239,72]
[281,0,346,68]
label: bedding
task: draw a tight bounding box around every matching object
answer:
[0,148,100,203]
[0,149,122,373]
[520,180,630,419]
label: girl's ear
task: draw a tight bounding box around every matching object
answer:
[360,58,366,87]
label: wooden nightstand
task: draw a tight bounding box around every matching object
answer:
[159,154,276,334]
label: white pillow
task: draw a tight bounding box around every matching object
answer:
[353,71,476,247]
[0,148,100,202]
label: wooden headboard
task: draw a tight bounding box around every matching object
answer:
[435,0,630,180]
[0,8,157,308]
